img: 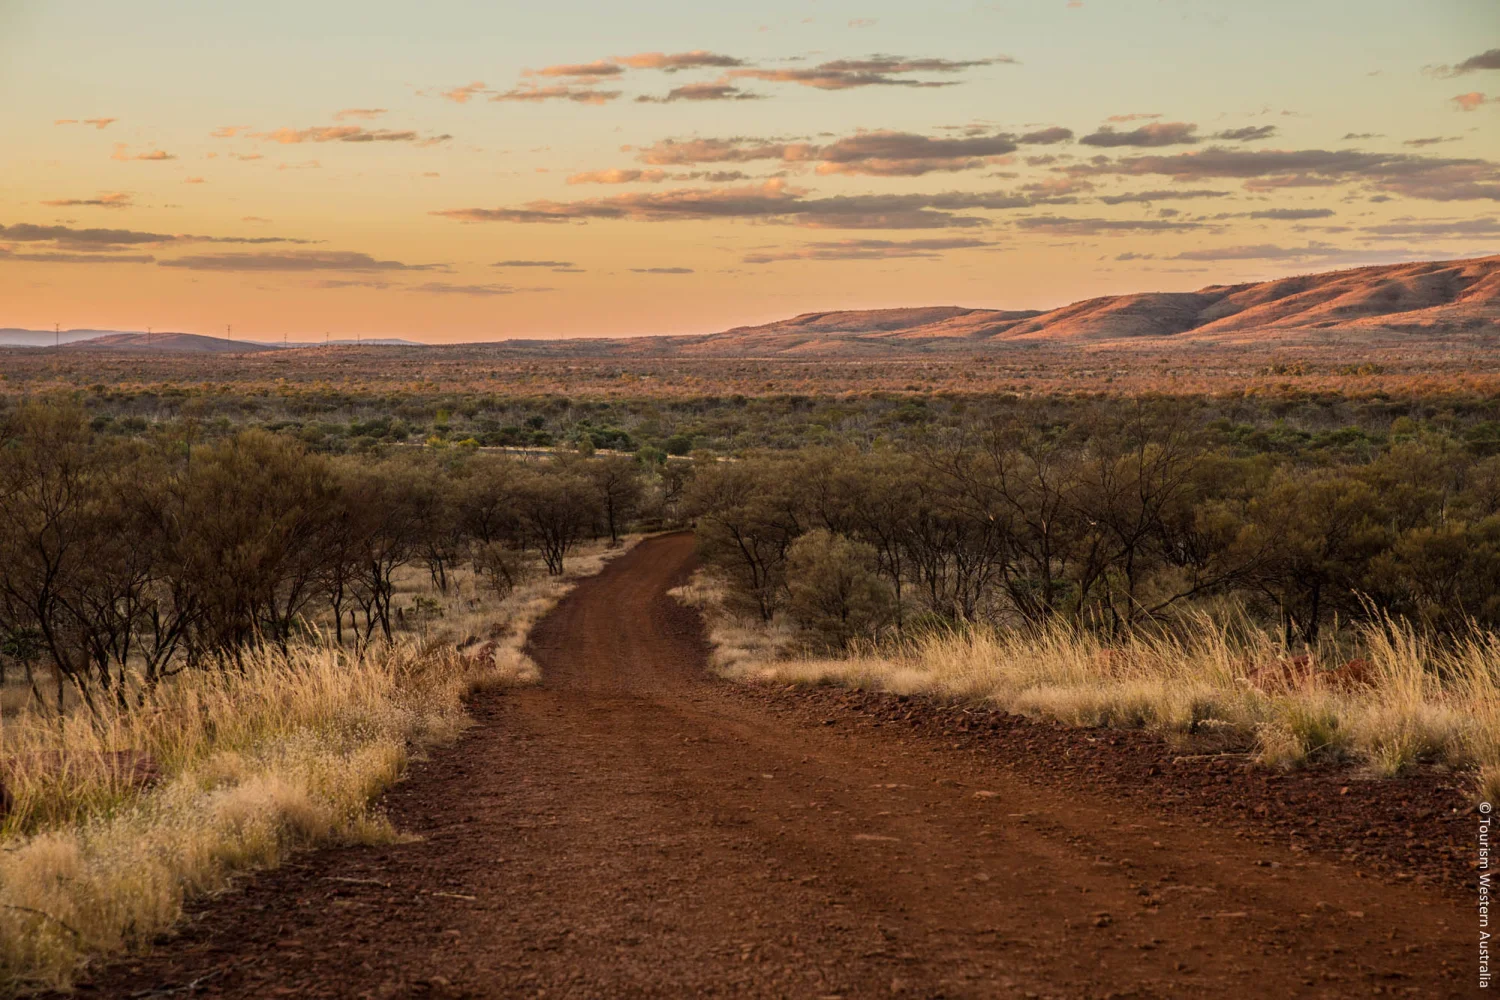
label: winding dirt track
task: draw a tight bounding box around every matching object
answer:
[86,533,1470,998]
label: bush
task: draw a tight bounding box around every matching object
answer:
[785,530,893,649]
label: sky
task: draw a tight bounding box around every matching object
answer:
[2,0,1498,341]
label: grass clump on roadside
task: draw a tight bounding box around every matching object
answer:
[682,568,1500,796]
[0,538,634,994]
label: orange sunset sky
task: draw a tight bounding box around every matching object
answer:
[2,0,1498,342]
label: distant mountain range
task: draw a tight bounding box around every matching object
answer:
[0,330,423,350]
[643,253,1500,356]
[5,255,1496,357]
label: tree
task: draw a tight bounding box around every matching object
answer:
[586,456,645,545]
[785,530,893,648]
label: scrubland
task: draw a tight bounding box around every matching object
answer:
[0,546,632,992]
[680,569,1500,800]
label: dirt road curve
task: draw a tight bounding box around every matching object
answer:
[84,533,1471,998]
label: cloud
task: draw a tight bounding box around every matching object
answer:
[1074,146,1500,200]
[434,178,1045,229]
[729,54,1011,90]
[212,126,252,138]
[250,126,448,144]
[1014,215,1205,235]
[638,129,1064,177]
[1079,122,1199,147]
[637,137,814,165]
[408,281,548,295]
[1214,125,1277,141]
[1453,49,1500,75]
[0,248,154,265]
[0,222,317,254]
[40,192,133,210]
[1105,113,1161,123]
[531,60,624,79]
[1403,136,1461,147]
[1019,126,1073,145]
[493,259,575,268]
[55,117,116,129]
[1095,188,1231,204]
[110,144,176,161]
[629,267,693,274]
[1453,92,1493,111]
[617,50,745,72]
[1246,207,1336,220]
[159,250,443,272]
[849,18,878,27]
[0,222,177,247]
[333,108,388,120]
[741,236,991,263]
[1164,239,1386,260]
[184,176,206,184]
[1342,132,1382,140]
[438,81,489,103]
[1360,216,1500,238]
[814,130,1020,176]
[635,83,763,103]
[490,85,620,104]
[567,169,669,184]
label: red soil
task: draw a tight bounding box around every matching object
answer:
[68,533,1476,998]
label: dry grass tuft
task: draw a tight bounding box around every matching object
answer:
[0,537,636,993]
[679,569,1500,799]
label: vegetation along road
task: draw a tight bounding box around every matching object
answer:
[80,533,1469,998]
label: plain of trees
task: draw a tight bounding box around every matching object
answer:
[0,403,660,712]
[687,401,1500,650]
[10,390,1500,704]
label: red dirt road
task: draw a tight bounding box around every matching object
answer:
[81,533,1473,998]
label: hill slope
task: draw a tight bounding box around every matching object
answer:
[654,254,1500,356]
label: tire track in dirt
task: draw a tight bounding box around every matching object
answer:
[77,532,1472,998]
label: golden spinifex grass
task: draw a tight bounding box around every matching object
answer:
[0,538,635,993]
[682,573,1500,798]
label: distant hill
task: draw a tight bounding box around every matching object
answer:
[0,330,424,351]
[6,256,1495,358]
[647,254,1500,356]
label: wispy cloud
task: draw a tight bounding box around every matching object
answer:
[435,178,1059,230]
[248,125,450,144]
[1453,92,1494,111]
[615,51,745,71]
[1014,215,1206,235]
[1096,188,1231,204]
[1072,146,1500,201]
[159,250,444,272]
[635,83,763,103]
[530,60,624,79]
[40,192,133,210]
[742,236,991,263]
[1429,49,1500,78]
[438,81,489,103]
[55,117,117,129]
[729,54,1011,90]
[333,108,388,120]
[567,169,669,184]
[0,248,153,265]
[409,281,550,295]
[629,267,693,274]
[490,84,621,104]
[1079,122,1199,147]
[1214,125,1277,141]
[110,144,175,161]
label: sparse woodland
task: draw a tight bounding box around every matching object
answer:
[5,386,1500,987]
[679,400,1500,801]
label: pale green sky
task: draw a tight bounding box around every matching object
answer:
[2,0,1497,339]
